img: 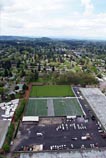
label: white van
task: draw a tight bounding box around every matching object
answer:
[81,136,87,140]
[36,133,43,136]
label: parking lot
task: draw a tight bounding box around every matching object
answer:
[15,115,106,152]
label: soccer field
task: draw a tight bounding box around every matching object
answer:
[25,99,47,116]
[25,98,83,117]
[53,98,83,116]
[30,85,74,97]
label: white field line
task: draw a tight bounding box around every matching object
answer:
[29,97,80,100]
[72,87,86,116]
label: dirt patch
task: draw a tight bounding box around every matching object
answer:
[25,84,32,100]
[39,117,65,125]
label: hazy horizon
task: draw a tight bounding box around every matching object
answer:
[1,35,106,41]
[0,0,106,40]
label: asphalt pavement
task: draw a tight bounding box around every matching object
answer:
[15,87,106,151]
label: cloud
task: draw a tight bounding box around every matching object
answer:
[81,0,94,16]
[0,0,106,39]
[0,0,14,10]
[1,0,64,12]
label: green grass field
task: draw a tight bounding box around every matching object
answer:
[25,99,47,116]
[53,98,83,116]
[30,85,74,97]
[25,98,83,117]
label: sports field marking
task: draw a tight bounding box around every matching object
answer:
[29,97,80,99]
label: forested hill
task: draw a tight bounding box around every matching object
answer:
[0,36,52,41]
[0,36,106,55]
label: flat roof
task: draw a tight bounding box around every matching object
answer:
[17,84,23,90]
[0,120,10,148]
[80,88,106,130]
[20,149,106,158]
[22,116,39,122]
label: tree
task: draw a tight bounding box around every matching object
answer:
[4,69,8,77]
[22,84,28,91]
[15,85,19,90]
[20,69,26,77]
[17,60,21,68]
[54,72,98,86]
[38,64,41,71]
[0,87,4,95]
[9,71,13,77]
[9,93,16,100]
[2,60,11,70]
[34,70,39,81]
[52,66,55,72]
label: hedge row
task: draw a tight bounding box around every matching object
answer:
[14,99,26,122]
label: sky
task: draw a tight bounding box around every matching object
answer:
[0,0,106,40]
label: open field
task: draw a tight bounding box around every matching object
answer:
[30,85,74,97]
[25,98,83,116]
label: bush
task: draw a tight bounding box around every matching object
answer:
[2,143,10,152]
[0,155,7,158]
[9,93,15,100]
[97,73,102,78]
[0,155,6,158]
[6,124,14,144]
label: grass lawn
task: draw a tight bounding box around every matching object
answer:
[25,99,47,116]
[30,85,74,97]
[53,98,83,116]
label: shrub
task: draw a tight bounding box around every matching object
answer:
[0,155,6,158]
[2,143,10,152]
[6,124,14,144]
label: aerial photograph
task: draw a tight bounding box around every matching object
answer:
[0,0,106,158]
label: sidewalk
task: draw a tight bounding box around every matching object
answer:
[25,84,32,100]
